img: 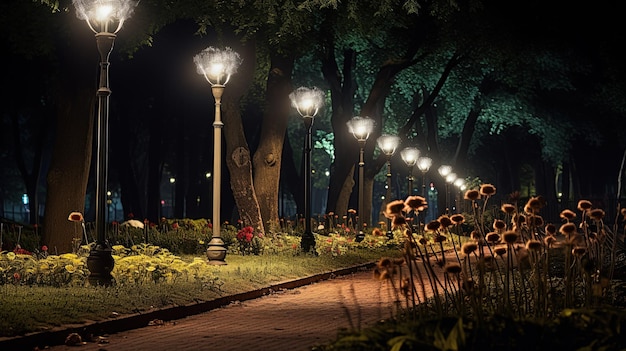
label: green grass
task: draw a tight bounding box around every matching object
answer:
[0,247,401,338]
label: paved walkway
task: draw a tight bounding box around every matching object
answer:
[37,267,394,351]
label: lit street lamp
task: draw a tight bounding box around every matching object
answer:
[289,86,325,253]
[194,46,242,265]
[74,0,138,286]
[417,156,432,197]
[346,116,374,241]
[376,135,400,239]
[169,177,176,218]
[400,147,420,195]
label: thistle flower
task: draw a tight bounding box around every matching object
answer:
[485,232,501,243]
[559,209,577,221]
[404,195,427,211]
[479,183,496,196]
[462,241,478,255]
[501,203,516,214]
[444,262,462,274]
[502,230,519,244]
[526,239,543,251]
[377,257,392,268]
[385,200,406,217]
[588,208,605,221]
[450,214,465,224]
[545,223,557,235]
[68,212,84,222]
[524,196,545,214]
[493,219,506,232]
[464,189,480,201]
[559,222,577,235]
[577,200,593,212]
[494,246,507,256]
[425,220,441,231]
[438,215,452,228]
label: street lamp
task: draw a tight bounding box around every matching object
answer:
[445,171,457,214]
[346,116,374,241]
[289,86,325,253]
[194,46,242,265]
[454,178,466,213]
[400,147,420,195]
[417,156,432,197]
[376,135,400,239]
[169,177,176,218]
[73,0,138,286]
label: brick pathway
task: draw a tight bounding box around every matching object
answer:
[36,267,396,351]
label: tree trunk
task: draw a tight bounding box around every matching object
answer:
[224,41,264,235]
[42,21,96,254]
[252,53,294,226]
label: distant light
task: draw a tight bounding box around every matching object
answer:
[22,194,29,205]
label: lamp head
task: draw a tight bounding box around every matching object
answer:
[73,0,138,33]
[376,135,401,156]
[438,164,452,177]
[194,47,242,86]
[445,172,457,184]
[346,116,374,142]
[417,156,432,173]
[289,87,325,118]
[400,147,419,167]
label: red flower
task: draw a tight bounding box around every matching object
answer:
[172,222,179,229]
[41,245,48,252]
[237,226,255,243]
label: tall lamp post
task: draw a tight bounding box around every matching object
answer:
[169,177,176,217]
[74,0,138,286]
[400,147,420,196]
[289,86,325,253]
[417,156,432,197]
[346,116,374,241]
[376,135,400,239]
[194,47,242,265]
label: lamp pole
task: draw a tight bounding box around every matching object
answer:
[194,47,242,265]
[438,165,453,214]
[376,135,400,239]
[417,157,432,197]
[346,116,374,241]
[169,177,176,218]
[289,86,325,253]
[74,0,138,286]
[400,147,420,196]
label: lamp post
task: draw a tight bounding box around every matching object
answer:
[445,171,457,214]
[438,165,452,214]
[417,157,432,197]
[74,0,138,286]
[346,116,374,241]
[194,47,242,265]
[454,178,466,213]
[289,86,325,253]
[169,177,176,217]
[376,135,400,239]
[400,147,420,196]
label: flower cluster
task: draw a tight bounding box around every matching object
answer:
[236,226,255,243]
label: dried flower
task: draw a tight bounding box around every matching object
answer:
[445,263,462,274]
[559,222,577,235]
[493,219,506,232]
[464,189,480,201]
[502,230,519,244]
[526,239,543,251]
[479,184,496,196]
[438,215,452,228]
[577,200,593,212]
[68,212,84,222]
[545,223,557,235]
[501,203,516,214]
[559,209,577,221]
[425,221,441,231]
[450,214,465,224]
[462,241,478,255]
[385,200,406,217]
[588,208,605,221]
[485,232,501,243]
[404,196,427,211]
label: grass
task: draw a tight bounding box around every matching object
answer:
[0,246,401,339]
